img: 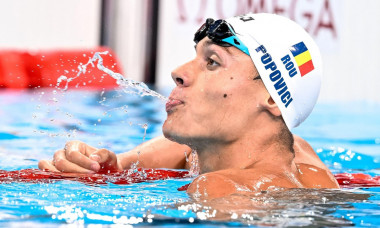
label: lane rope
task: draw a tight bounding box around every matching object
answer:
[1,169,378,190]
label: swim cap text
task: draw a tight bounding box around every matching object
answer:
[281,55,298,77]
[255,45,293,108]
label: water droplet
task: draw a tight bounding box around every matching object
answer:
[184,151,189,162]
[231,213,238,219]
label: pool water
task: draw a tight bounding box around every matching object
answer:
[0,88,380,227]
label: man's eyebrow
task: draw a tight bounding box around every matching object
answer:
[194,40,213,50]
[194,40,232,55]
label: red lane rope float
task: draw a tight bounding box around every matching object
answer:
[0,168,189,186]
[1,169,379,189]
[334,173,380,188]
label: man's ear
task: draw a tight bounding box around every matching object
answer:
[262,95,282,117]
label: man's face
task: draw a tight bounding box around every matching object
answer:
[163,37,268,146]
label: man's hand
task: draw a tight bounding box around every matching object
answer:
[38,140,123,173]
[39,136,193,173]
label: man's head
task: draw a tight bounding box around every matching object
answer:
[223,13,322,129]
[163,13,322,148]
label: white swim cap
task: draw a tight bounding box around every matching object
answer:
[226,13,322,129]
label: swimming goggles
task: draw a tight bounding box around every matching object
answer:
[194,18,250,56]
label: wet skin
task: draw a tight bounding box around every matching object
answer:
[163,37,339,198]
[39,37,339,199]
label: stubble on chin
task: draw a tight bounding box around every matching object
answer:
[162,119,177,141]
[162,122,190,147]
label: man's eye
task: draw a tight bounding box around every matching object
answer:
[206,58,219,67]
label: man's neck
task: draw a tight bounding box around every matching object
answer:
[192,126,295,174]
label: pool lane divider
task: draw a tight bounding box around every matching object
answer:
[0,169,379,189]
[0,168,190,188]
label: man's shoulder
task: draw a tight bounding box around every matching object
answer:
[186,171,239,199]
[293,135,314,153]
[186,169,292,199]
[296,163,339,188]
[293,135,326,169]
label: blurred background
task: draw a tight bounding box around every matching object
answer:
[0,0,379,103]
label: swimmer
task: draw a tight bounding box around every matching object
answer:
[39,13,339,199]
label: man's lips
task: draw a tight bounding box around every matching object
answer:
[166,99,183,112]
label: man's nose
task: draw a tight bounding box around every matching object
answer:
[171,62,193,87]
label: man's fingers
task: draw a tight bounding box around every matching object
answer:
[91,149,121,173]
[38,160,59,172]
[65,149,100,172]
[54,157,96,174]
[38,141,107,173]
[40,141,119,174]
[92,149,116,163]
[79,141,98,157]
[64,140,97,157]
[53,149,97,173]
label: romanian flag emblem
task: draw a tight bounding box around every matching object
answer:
[290,42,314,77]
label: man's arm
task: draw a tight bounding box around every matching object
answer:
[38,135,192,173]
[39,134,319,174]
[117,135,192,169]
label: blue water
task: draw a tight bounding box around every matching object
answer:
[0,88,380,227]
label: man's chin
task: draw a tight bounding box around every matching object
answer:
[162,125,189,146]
[162,126,179,143]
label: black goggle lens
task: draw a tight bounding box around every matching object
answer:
[194,18,215,44]
[193,18,250,56]
[208,20,232,41]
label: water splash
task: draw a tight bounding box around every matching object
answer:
[189,150,200,177]
[54,52,166,176]
[56,51,167,101]
[139,123,149,142]
[184,151,189,162]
